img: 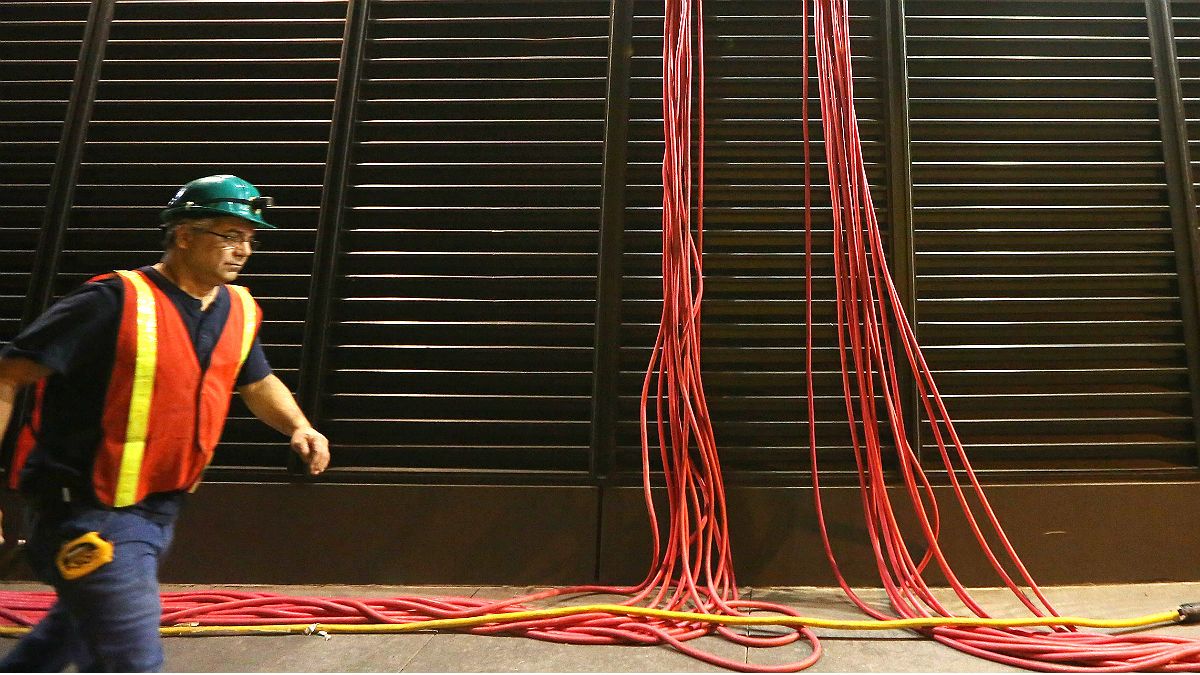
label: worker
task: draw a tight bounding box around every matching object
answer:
[0,175,330,671]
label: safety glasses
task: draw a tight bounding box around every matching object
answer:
[192,227,261,251]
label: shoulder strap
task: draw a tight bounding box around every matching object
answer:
[226,285,259,368]
[86,271,121,285]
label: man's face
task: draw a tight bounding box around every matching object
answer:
[180,216,257,286]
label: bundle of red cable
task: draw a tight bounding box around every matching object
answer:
[804,0,1200,670]
[2,1,1198,672]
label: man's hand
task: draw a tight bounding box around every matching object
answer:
[290,426,330,475]
[239,374,332,476]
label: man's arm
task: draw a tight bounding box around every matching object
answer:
[0,357,54,544]
[0,357,51,441]
[237,373,330,475]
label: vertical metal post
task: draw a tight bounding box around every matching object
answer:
[294,0,371,471]
[22,0,116,324]
[590,0,635,482]
[590,0,635,579]
[3,0,115,481]
[1146,0,1200,466]
[883,0,920,460]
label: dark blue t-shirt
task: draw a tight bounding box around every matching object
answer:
[0,265,272,519]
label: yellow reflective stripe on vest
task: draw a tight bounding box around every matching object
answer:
[228,285,257,368]
[113,270,158,508]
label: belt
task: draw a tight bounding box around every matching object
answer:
[29,485,99,513]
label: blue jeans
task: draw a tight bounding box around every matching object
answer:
[0,504,175,672]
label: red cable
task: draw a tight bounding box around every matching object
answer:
[804,0,1200,670]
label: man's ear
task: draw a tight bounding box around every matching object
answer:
[173,224,193,250]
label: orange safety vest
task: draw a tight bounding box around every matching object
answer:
[12,269,260,507]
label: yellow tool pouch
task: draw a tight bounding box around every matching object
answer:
[55,531,114,580]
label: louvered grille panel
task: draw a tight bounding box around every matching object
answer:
[7,1,1200,483]
[616,0,888,473]
[1176,1,1200,215]
[0,2,90,339]
[909,0,1195,470]
[55,0,344,467]
[327,0,610,471]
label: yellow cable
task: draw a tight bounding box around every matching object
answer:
[0,604,1183,638]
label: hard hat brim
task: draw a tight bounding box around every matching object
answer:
[159,205,276,229]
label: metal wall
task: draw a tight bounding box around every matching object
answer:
[1,0,1198,584]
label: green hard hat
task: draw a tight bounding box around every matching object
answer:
[159,174,276,228]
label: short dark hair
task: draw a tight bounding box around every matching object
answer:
[161,216,214,250]
[162,223,178,249]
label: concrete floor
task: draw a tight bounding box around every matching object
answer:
[0,582,1197,672]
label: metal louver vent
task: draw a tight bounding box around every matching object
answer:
[325,0,610,472]
[909,0,1195,471]
[616,0,888,474]
[56,0,345,468]
[3,0,1199,483]
[0,1,91,339]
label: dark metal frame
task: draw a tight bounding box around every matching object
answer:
[21,0,115,324]
[882,0,919,461]
[591,0,635,486]
[1,0,116,468]
[297,0,371,449]
[1147,0,1200,466]
[589,0,636,577]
